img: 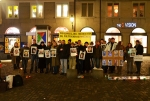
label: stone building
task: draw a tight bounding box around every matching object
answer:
[0,0,149,59]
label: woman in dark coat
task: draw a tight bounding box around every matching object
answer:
[84,42,92,73]
[38,41,46,73]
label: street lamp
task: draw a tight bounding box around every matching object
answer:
[70,15,74,31]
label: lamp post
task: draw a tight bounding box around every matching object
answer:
[70,15,74,31]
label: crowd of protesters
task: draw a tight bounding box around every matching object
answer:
[10,37,143,76]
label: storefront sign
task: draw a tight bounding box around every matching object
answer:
[117,22,136,28]
[59,32,92,44]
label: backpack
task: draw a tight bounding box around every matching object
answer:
[13,75,23,87]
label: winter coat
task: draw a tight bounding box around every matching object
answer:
[10,46,21,64]
[58,44,69,59]
[93,45,102,59]
[105,42,117,51]
[20,46,30,59]
[134,44,143,55]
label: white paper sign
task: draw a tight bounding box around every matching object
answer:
[134,55,143,61]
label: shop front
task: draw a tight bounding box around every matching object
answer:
[105,27,122,43]
[4,27,21,54]
[130,28,147,54]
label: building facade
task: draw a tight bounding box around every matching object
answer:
[0,0,150,59]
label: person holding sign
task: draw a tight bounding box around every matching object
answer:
[134,40,143,75]
[104,38,117,73]
[20,43,29,73]
[10,42,21,70]
[38,41,46,73]
[30,39,38,73]
[125,43,133,74]
[115,41,125,74]
[69,42,77,69]
[45,42,52,74]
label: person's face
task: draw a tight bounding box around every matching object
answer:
[33,40,36,44]
[48,42,51,46]
[85,43,88,47]
[14,43,18,47]
[68,41,71,44]
[96,41,100,45]
[41,43,44,46]
[111,39,115,43]
[62,41,65,45]
[136,41,139,45]
[53,42,56,46]
[100,40,104,44]
[78,41,81,45]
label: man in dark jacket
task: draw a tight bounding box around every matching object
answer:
[30,39,38,73]
[58,40,69,75]
[134,40,143,75]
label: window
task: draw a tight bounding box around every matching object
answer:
[107,3,119,17]
[7,5,19,18]
[82,3,93,17]
[133,3,145,17]
[56,3,69,17]
[31,4,43,18]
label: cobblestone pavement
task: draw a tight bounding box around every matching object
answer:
[0,57,150,101]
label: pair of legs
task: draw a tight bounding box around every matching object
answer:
[93,58,100,68]
[30,55,38,73]
[22,59,28,73]
[69,57,76,69]
[60,59,67,74]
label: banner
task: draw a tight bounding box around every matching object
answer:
[134,55,143,61]
[59,32,92,44]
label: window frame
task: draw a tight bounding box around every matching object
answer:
[132,2,145,18]
[6,3,19,19]
[30,3,44,19]
[107,2,119,18]
[81,2,94,17]
[55,3,69,18]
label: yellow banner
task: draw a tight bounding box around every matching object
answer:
[59,32,92,44]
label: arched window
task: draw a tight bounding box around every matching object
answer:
[132,28,146,34]
[106,27,120,33]
[81,27,95,32]
[54,27,69,33]
[5,27,20,34]
[30,27,36,32]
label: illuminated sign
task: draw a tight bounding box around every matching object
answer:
[117,22,136,28]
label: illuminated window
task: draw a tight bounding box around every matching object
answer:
[5,27,20,34]
[31,5,43,18]
[54,27,69,33]
[107,3,119,17]
[133,3,145,17]
[7,6,19,18]
[82,3,93,17]
[56,3,69,17]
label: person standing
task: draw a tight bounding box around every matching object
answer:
[76,40,84,75]
[69,42,76,69]
[125,43,133,74]
[134,40,143,75]
[105,38,117,73]
[10,42,21,70]
[38,41,46,73]
[93,41,102,68]
[58,40,69,75]
[51,41,60,74]
[45,42,52,74]
[115,41,125,74]
[20,43,30,73]
[30,39,38,73]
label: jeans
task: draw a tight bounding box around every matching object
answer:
[22,58,28,72]
[93,58,100,68]
[77,59,83,74]
[30,55,38,72]
[127,59,133,73]
[69,56,76,69]
[135,61,142,74]
[60,59,67,73]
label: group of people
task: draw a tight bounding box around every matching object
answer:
[10,37,143,75]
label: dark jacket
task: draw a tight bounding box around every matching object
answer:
[20,46,30,59]
[93,45,102,59]
[58,44,69,59]
[76,44,84,59]
[134,44,143,55]
[30,43,38,55]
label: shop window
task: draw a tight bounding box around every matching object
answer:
[56,3,69,17]
[107,3,119,17]
[7,5,19,18]
[5,27,20,34]
[54,27,69,33]
[133,3,145,17]
[31,4,43,18]
[82,3,93,17]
